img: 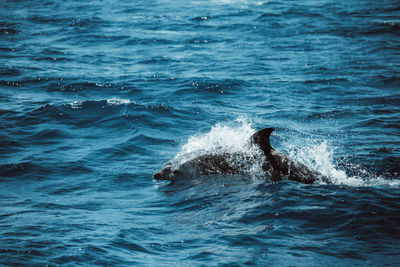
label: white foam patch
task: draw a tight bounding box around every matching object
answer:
[106,98,132,106]
[70,100,83,109]
[69,98,133,109]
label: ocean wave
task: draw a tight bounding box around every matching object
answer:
[0,161,45,178]
[69,98,133,109]
[0,27,20,35]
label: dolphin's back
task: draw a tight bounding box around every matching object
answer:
[154,127,331,184]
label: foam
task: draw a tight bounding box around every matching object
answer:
[70,100,83,109]
[69,98,133,109]
[106,98,132,106]
[179,117,255,155]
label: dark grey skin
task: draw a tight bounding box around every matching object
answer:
[153,127,331,184]
[153,152,262,180]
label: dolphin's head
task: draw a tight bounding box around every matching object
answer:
[153,161,180,181]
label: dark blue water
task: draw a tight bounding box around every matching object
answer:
[1,0,400,265]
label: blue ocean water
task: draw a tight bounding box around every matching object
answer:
[1,0,400,265]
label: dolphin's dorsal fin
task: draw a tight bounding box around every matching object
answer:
[250,127,274,155]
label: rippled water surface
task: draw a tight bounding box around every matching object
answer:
[1,0,399,265]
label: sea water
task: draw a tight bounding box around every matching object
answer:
[1,0,399,265]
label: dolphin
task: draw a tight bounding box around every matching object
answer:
[153,127,331,184]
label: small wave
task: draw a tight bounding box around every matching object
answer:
[0,80,23,87]
[42,48,68,56]
[28,104,70,122]
[58,82,115,93]
[124,38,174,46]
[176,78,246,96]
[0,27,20,35]
[69,98,133,109]
[305,110,348,120]
[0,47,16,52]
[138,57,177,65]
[106,98,132,106]
[0,135,22,154]
[375,75,400,88]
[28,15,72,24]
[32,56,71,62]
[304,78,349,85]
[192,16,213,21]
[29,129,70,144]
[69,16,110,28]
[0,67,21,76]
[70,101,83,110]
[0,161,45,178]
[0,78,122,93]
[369,20,400,35]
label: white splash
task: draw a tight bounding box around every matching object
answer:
[179,117,255,155]
[286,139,400,187]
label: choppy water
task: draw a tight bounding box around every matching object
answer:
[1,0,400,265]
